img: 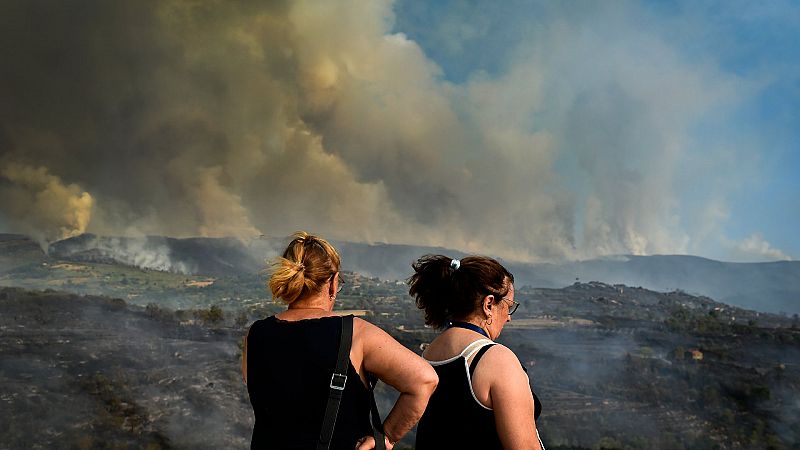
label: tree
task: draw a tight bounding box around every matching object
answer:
[197,305,224,325]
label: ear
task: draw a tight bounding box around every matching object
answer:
[328,273,337,297]
[482,295,495,317]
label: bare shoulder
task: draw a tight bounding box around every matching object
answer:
[353,316,384,336]
[353,317,398,348]
[482,343,527,376]
[484,342,519,361]
[353,316,373,328]
[354,317,437,389]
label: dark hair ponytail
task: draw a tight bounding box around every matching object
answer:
[408,254,514,329]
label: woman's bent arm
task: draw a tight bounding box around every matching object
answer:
[358,319,438,444]
[484,345,542,450]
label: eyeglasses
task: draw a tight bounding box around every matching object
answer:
[334,274,345,294]
[504,298,519,316]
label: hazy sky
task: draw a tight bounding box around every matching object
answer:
[0,0,797,262]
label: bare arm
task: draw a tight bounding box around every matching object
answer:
[481,345,542,450]
[357,319,438,446]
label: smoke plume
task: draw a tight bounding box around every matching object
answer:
[0,161,93,247]
[0,0,761,260]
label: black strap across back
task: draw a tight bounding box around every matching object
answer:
[316,315,354,449]
[317,315,385,450]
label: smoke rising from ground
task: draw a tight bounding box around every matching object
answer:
[731,233,793,262]
[0,0,776,261]
[0,161,93,246]
[91,236,198,274]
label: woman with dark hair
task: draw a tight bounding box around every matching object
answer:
[243,232,437,449]
[409,255,544,450]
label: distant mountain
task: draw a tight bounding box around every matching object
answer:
[508,255,800,315]
[331,241,468,281]
[46,233,266,276]
[4,233,798,314]
[24,233,456,280]
[0,234,46,272]
[335,243,800,315]
[333,243,800,315]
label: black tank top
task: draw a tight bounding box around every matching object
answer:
[415,340,543,450]
[246,315,373,449]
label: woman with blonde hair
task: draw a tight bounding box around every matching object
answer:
[243,232,437,450]
[409,255,544,450]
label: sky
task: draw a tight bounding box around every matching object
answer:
[0,0,797,263]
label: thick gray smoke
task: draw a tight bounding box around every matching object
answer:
[0,162,93,247]
[0,0,768,261]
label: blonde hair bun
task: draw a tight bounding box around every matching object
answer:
[268,231,341,304]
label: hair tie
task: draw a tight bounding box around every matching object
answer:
[450,259,460,271]
[296,262,305,271]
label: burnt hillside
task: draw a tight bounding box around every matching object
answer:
[2,284,799,449]
[0,287,251,449]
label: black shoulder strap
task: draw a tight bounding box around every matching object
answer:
[317,315,353,450]
[469,343,496,376]
[368,373,386,450]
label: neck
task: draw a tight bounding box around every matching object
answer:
[461,316,493,340]
[449,320,492,340]
[288,293,333,312]
[286,305,331,312]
